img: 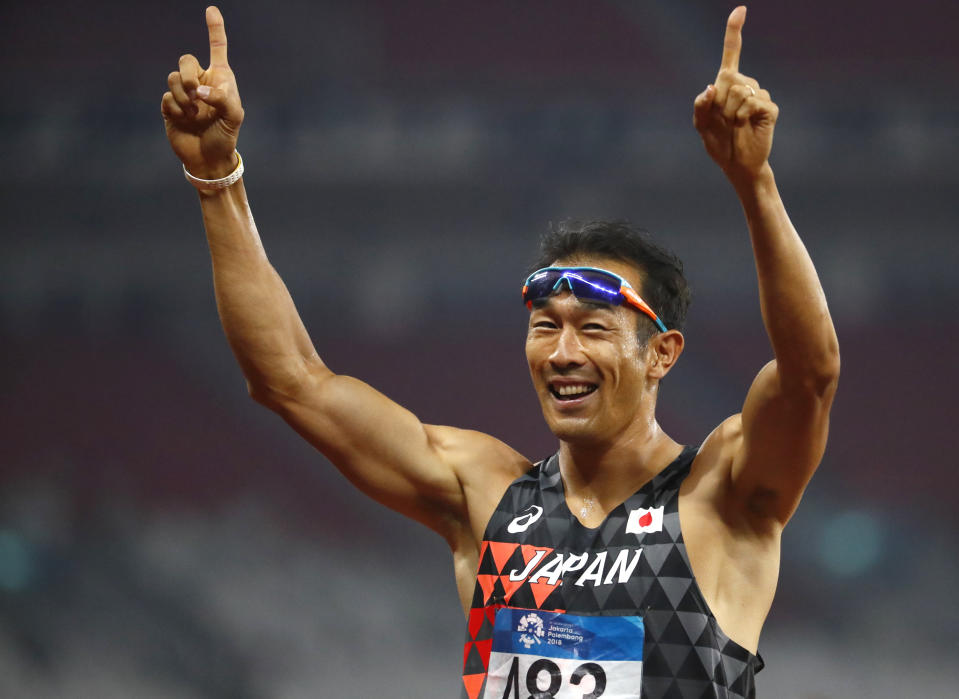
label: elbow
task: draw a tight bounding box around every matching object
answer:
[799,343,841,399]
[779,339,840,400]
[247,379,279,408]
[815,353,840,399]
[248,377,306,415]
[244,366,301,410]
[246,358,332,411]
[819,334,841,394]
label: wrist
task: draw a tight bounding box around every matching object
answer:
[184,151,239,181]
[184,151,243,190]
[730,163,783,223]
[727,162,775,199]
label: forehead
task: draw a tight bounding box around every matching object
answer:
[550,255,644,290]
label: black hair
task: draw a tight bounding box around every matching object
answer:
[529,220,691,343]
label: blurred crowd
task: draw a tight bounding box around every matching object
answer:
[2,1,957,696]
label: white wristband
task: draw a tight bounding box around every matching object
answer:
[183,151,244,190]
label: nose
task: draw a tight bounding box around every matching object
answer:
[549,324,587,369]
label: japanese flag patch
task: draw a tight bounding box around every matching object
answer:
[626,506,664,535]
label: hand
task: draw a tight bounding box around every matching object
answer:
[161,6,244,179]
[693,6,778,183]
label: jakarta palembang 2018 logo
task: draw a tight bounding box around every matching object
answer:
[517,612,545,649]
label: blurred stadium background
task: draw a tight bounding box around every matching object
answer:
[2,0,958,696]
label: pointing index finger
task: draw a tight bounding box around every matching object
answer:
[719,6,746,73]
[206,6,228,67]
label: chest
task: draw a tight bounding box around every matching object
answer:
[474,474,690,616]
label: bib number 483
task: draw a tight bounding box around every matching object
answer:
[500,656,606,699]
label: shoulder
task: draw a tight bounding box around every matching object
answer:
[426,423,532,500]
[424,425,531,479]
[424,424,535,553]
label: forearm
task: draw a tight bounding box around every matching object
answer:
[733,166,839,392]
[198,182,325,397]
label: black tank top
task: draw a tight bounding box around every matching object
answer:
[461,446,763,699]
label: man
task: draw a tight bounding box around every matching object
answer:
[162,5,839,698]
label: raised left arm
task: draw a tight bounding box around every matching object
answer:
[694,6,840,526]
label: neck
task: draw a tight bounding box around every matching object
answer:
[557,418,682,505]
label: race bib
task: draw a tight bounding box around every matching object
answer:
[483,608,644,699]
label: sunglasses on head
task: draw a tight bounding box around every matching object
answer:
[522,266,668,333]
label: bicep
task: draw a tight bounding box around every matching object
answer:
[732,359,837,525]
[263,363,525,538]
[266,364,465,532]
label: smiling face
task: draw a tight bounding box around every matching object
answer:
[525,256,658,447]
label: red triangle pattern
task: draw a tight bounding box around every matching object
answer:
[477,541,559,607]
[462,672,485,699]
[529,579,560,608]
[475,638,493,669]
[467,607,486,640]
[500,574,525,604]
[488,540,518,573]
[475,574,497,604]
[520,544,543,565]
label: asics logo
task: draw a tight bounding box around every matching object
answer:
[507,506,544,533]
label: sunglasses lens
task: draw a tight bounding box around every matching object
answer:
[523,270,560,302]
[567,273,623,305]
[524,269,624,305]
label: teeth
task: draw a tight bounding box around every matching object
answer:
[556,384,594,397]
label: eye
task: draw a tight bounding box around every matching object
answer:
[533,320,558,329]
[582,322,608,331]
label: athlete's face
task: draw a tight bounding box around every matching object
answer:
[525,257,655,446]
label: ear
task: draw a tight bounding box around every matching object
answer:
[645,330,684,380]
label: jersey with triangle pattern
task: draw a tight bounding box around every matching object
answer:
[461,445,763,699]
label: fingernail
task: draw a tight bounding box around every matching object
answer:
[196,85,211,99]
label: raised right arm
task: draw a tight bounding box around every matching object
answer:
[161,7,529,540]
